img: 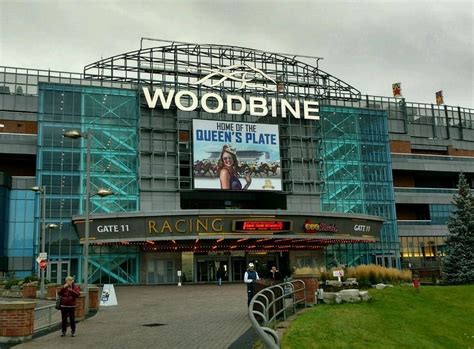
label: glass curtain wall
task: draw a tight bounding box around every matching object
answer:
[320,106,399,268]
[37,83,140,283]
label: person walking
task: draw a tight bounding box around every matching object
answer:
[244,263,260,306]
[58,276,81,337]
[216,266,224,286]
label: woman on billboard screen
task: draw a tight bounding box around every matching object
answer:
[218,145,252,190]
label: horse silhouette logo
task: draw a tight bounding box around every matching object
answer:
[187,63,278,91]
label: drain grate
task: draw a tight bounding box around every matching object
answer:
[142,323,166,327]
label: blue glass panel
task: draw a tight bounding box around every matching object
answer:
[37,83,140,280]
[320,106,399,267]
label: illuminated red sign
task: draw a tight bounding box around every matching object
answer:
[233,220,292,233]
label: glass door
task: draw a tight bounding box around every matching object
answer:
[48,261,70,284]
[197,261,208,282]
[146,260,176,284]
[232,258,245,281]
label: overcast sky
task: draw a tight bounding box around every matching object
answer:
[1,0,473,107]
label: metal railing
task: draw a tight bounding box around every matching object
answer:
[248,280,306,349]
[34,303,61,333]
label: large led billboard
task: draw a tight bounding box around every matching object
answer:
[193,119,281,191]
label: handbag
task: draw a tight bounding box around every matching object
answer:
[55,296,62,310]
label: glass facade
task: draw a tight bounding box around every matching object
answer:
[429,204,453,225]
[0,182,10,272]
[320,105,398,267]
[7,189,35,258]
[37,83,140,281]
[6,189,36,277]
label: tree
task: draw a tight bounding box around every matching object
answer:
[442,173,474,284]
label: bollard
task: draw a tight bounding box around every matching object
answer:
[0,301,36,344]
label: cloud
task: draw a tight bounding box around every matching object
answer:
[0,0,472,107]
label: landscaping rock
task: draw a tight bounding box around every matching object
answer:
[359,291,370,301]
[323,289,371,304]
[325,280,343,287]
[342,278,359,287]
[323,292,337,304]
[339,289,361,303]
[375,283,389,289]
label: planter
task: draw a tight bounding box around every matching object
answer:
[253,280,284,320]
[21,285,37,299]
[292,275,319,305]
[74,292,86,320]
[88,286,100,311]
[46,284,60,300]
[0,301,36,344]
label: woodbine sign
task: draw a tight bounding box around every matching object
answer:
[142,87,320,120]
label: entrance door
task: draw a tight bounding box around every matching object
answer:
[48,261,70,284]
[196,259,229,282]
[146,260,176,284]
[197,261,209,282]
[232,258,245,281]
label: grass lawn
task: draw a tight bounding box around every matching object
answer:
[282,285,474,349]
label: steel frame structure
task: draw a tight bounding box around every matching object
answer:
[84,43,361,101]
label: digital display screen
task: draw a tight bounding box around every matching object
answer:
[233,220,292,233]
[193,119,281,191]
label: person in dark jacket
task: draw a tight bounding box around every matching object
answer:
[58,276,81,337]
[268,265,282,285]
[216,266,225,286]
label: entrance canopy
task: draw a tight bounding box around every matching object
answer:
[72,210,383,251]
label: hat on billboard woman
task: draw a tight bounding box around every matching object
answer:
[222,144,236,155]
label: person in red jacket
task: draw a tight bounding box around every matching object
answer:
[58,276,81,337]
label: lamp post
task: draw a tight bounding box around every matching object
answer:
[46,223,59,276]
[63,129,113,315]
[31,185,46,299]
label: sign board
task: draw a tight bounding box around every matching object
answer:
[37,253,48,264]
[333,270,344,277]
[233,220,292,233]
[100,284,118,307]
[74,213,383,241]
[193,119,282,191]
[39,260,47,270]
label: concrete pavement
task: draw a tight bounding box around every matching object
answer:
[13,284,253,349]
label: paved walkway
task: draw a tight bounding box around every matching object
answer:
[14,284,252,349]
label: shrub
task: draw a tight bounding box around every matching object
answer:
[346,264,412,286]
[23,275,39,284]
[292,267,321,277]
[4,279,20,290]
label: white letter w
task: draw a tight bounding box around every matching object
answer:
[142,87,175,109]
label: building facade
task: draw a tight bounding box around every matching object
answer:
[0,43,472,283]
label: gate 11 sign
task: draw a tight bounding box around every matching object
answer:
[96,224,130,233]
